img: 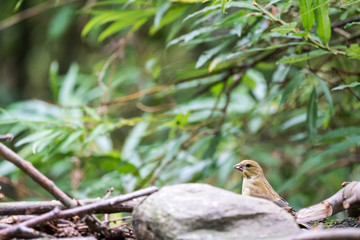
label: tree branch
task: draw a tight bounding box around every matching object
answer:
[294,228,360,240]
[296,181,360,223]
[0,186,157,239]
[0,143,77,208]
[0,199,137,215]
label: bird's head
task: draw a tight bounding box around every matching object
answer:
[233,160,264,178]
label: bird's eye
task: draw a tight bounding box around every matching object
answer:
[245,163,252,167]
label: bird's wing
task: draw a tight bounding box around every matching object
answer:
[274,197,295,215]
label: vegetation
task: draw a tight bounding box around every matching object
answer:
[0,0,360,212]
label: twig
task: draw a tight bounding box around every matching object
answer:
[0,143,77,208]
[0,199,137,215]
[0,135,13,142]
[0,187,158,238]
[0,0,78,31]
[296,181,360,223]
[103,187,114,224]
[0,176,48,200]
[0,207,61,239]
[331,16,360,29]
[252,0,345,55]
[293,228,360,240]
[0,215,36,224]
[333,68,360,101]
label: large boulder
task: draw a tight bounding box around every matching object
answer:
[132,183,300,240]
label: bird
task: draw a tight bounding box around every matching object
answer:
[233,160,295,215]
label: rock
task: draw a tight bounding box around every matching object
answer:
[132,183,300,240]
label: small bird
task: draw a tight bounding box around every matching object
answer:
[233,160,295,215]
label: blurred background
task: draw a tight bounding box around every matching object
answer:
[0,0,360,212]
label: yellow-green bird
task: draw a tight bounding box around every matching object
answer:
[233,160,295,215]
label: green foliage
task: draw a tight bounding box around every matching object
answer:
[1,0,360,210]
[314,0,331,45]
[299,0,315,32]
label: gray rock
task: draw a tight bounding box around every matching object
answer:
[132,183,300,240]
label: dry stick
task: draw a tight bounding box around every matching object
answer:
[293,228,360,240]
[0,135,13,142]
[0,199,137,215]
[0,207,61,239]
[0,143,77,208]
[0,0,79,31]
[296,181,360,223]
[0,186,158,239]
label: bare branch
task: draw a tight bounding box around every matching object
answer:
[0,135,13,142]
[0,0,78,31]
[333,68,360,101]
[296,181,360,223]
[0,187,157,239]
[0,207,61,238]
[0,199,137,215]
[294,228,360,240]
[0,143,77,208]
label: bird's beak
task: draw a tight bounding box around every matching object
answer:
[233,163,243,172]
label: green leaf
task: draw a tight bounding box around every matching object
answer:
[314,0,331,45]
[48,6,75,40]
[346,44,360,60]
[183,5,220,22]
[122,121,149,165]
[306,86,318,144]
[167,27,214,46]
[331,82,360,91]
[202,134,221,160]
[314,75,333,116]
[271,22,297,35]
[150,6,187,35]
[277,49,329,64]
[49,61,59,102]
[320,127,360,142]
[316,136,360,158]
[15,130,54,147]
[195,40,231,68]
[344,21,360,29]
[81,12,122,37]
[272,64,290,83]
[280,71,304,105]
[221,0,230,13]
[154,2,172,29]
[59,63,79,105]
[14,0,24,11]
[98,9,155,41]
[299,0,315,31]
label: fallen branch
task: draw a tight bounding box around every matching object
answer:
[0,199,137,215]
[0,135,13,142]
[0,186,158,239]
[0,207,61,239]
[293,228,360,240]
[0,142,77,208]
[296,181,360,223]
